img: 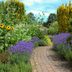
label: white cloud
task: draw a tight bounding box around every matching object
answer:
[46,0,58,3]
[22,0,43,6]
[34,0,43,3]
[21,0,58,6]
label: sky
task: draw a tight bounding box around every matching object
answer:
[20,0,69,21]
[0,0,70,21]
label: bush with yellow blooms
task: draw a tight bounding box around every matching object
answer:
[0,23,14,52]
[57,1,72,33]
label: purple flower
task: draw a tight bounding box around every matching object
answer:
[8,41,34,54]
[31,36,40,44]
[52,33,71,46]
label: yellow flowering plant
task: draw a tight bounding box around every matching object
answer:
[6,26,11,31]
[0,24,5,29]
[57,2,72,32]
[0,23,14,52]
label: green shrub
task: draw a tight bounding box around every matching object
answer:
[0,62,32,72]
[65,50,72,61]
[0,23,45,51]
[0,52,32,72]
[0,23,14,52]
[38,40,45,46]
[56,44,67,57]
[42,35,53,46]
[0,0,25,25]
[26,24,44,39]
[56,44,72,61]
[9,53,30,64]
[47,21,59,35]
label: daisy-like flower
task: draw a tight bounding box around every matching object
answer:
[6,26,11,31]
[0,24,5,29]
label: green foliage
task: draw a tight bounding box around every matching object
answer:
[43,13,57,27]
[6,24,32,45]
[26,12,36,24]
[47,21,59,35]
[48,13,57,23]
[65,50,72,61]
[56,44,72,61]
[0,24,14,52]
[56,44,67,57]
[9,53,30,64]
[38,35,53,46]
[0,0,49,72]
[27,25,44,39]
[0,0,25,25]
[0,2,5,23]
[5,23,46,47]
[0,52,32,72]
[68,18,72,32]
[42,35,53,46]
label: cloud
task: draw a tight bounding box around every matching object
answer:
[21,0,43,6]
[20,0,67,20]
[21,0,59,6]
[33,0,43,3]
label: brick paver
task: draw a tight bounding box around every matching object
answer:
[30,46,72,72]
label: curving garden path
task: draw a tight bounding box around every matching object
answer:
[30,46,72,72]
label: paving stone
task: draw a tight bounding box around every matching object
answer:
[30,46,72,72]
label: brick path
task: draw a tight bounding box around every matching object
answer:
[30,46,72,72]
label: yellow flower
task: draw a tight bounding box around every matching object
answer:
[6,26,11,31]
[63,16,67,19]
[0,24,4,29]
[58,5,65,11]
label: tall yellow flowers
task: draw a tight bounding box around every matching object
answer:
[0,23,14,51]
[6,26,11,31]
[0,24,14,31]
[57,2,72,32]
[0,24,5,29]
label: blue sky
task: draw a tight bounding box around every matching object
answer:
[0,0,69,20]
[20,0,69,21]
[20,0,69,16]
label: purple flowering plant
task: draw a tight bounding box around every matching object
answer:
[8,40,34,54]
[52,33,71,46]
[8,36,41,54]
[31,36,40,43]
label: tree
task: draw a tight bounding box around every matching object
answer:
[0,2,5,23]
[0,0,26,25]
[57,2,72,32]
[43,13,57,27]
[25,12,37,24]
[27,12,35,21]
[47,13,57,24]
